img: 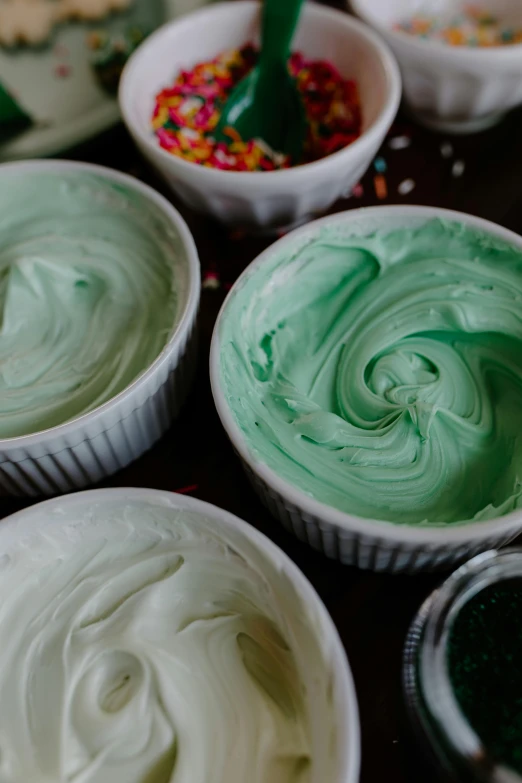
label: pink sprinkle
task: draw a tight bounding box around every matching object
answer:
[352,182,364,198]
[55,64,72,78]
[168,107,184,126]
[157,128,179,150]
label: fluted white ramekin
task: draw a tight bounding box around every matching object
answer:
[0,160,200,496]
[210,205,522,573]
[119,0,401,231]
[0,487,360,783]
[351,0,522,134]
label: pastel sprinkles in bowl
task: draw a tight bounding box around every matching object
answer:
[395,4,522,47]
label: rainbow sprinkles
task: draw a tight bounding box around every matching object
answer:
[395,4,522,47]
[151,45,361,172]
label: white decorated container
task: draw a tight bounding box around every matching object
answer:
[0,160,200,496]
[0,487,361,783]
[210,206,522,573]
[351,0,522,134]
[119,0,401,231]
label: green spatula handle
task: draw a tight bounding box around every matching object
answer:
[259,0,303,68]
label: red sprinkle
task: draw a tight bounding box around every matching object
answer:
[174,484,199,495]
[151,44,362,172]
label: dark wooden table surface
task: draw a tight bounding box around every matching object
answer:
[4,4,522,780]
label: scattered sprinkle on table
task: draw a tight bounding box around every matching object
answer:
[202,270,221,290]
[398,178,415,195]
[440,141,454,158]
[452,159,466,177]
[374,174,388,200]
[173,484,199,494]
[388,134,411,150]
[395,5,522,47]
[151,44,362,171]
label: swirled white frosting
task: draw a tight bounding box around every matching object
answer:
[0,497,329,783]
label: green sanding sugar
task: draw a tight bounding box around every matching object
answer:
[448,579,522,774]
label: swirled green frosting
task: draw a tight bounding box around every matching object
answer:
[219,219,522,526]
[0,170,179,438]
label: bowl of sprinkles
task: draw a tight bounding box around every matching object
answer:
[151,45,362,173]
[404,548,522,782]
[120,1,401,229]
[351,0,522,134]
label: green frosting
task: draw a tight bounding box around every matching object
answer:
[0,171,178,438]
[219,219,522,526]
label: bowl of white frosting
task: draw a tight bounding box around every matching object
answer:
[211,205,522,573]
[0,487,360,783]
[0,160,200,495]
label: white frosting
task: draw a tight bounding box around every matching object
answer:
[0,498,336,783]
[0,0,133,46]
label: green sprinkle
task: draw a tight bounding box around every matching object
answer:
[448,579,522,775]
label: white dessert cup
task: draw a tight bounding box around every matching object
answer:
[119,0,401,231]
[351,0,522,134]
[0,487,361,783]
[210,205,522,573]
[0,160,200,496]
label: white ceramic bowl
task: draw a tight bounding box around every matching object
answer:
[0,487,360,783]
[351,0,522,134]
[0,160,200,497]
[119,0,401,231]
[210,205,522,573]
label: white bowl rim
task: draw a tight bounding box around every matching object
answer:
[210,204,522,545]
[0,485,361,783]
[119,0,402,184]
[351,0,522,61]
[0,159,201,449]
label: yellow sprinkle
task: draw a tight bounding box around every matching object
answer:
[152,107,169,129]
[229,142,248,154]
[193,148,210,161]
[446,28,465,45]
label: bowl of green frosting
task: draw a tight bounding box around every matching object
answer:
[211,206,522,573]
[0,160,200,496]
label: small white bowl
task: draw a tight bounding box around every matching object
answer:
[351,0,522,134]
[0,160,200,497]
[119,0,401,231]
[210,205,522,573]
[0,487,360,783]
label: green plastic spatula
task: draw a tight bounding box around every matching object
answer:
[214,0,306,163]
